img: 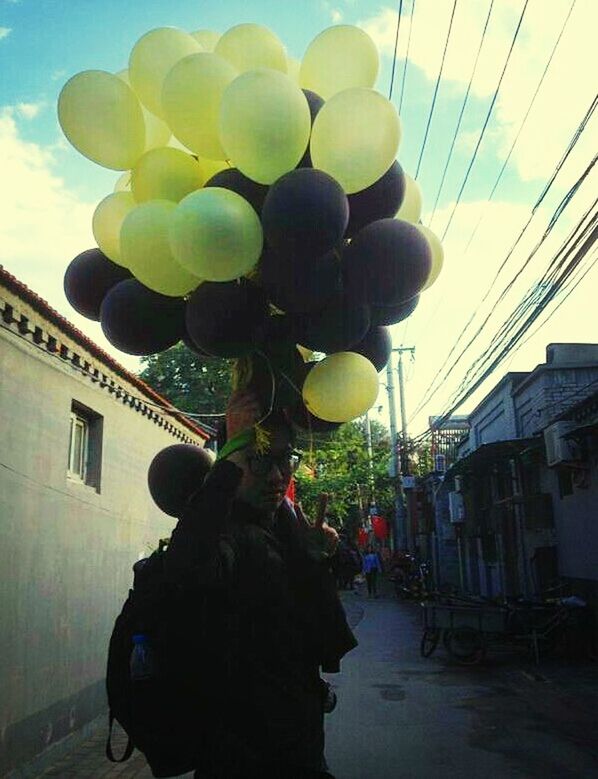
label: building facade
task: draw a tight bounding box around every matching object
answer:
[0,268,210,776]
[422,344,598,606]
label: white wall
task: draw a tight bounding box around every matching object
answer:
[0,323,205,774]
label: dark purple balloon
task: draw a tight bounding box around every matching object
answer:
[186,279,269,358]
[351,326,392,372]
[289,402,342,434]
[64,248,131,321]
[343,218,432,307]
[100,279,185,355]
[294,295,371,353]
[261,247,342,314]
[345,161,406,238]
[205,167,269,215]
[261,168,349,261]
[297,89,325,168]
[148,444,213,516]
[370,295,420,326]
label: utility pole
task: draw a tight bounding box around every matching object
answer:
[387,346,415,552]
[364,411,375,503]
[386,353,404,550]
[396,347,415,473]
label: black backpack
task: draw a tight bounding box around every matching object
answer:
[105,542,213,777]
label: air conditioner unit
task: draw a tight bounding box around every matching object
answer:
[448,491,465,523]
[543,421,580,467]
[434,453,446,473]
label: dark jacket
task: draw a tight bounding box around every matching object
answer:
[164,460,357,776]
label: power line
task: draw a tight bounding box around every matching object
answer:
[411,95,598,419]
[440,0,530,242]
[427,0,495,226]
[420,1,586,347]
[410,190,597,439]
[450,198,597,399]
[388,0,404,101]
[414,0,459,180]
[436,205,598,426]
[458,0,579,253]
[510,254,598,361]
[398,0,416,115]
[453,191,597,398]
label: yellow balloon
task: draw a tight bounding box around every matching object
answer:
[169,187,263,281]
[310,88,401,194]
[120,200,202,296]
[168,139,230,178]
[191,29,221,52]
[161,53,237,159]
[92,191,137,265]
[215,23,287,74]
[58,70,145,170]
[131,147,206,203]
[113,172,132,192]
[395,173,422,223]
[303,352,379,423]
[300,25,379,100]
[220,69,311,184]
[128,27,202,117]
[286,56,301,83]
[196,156,230,180]
[116,70,171,152]
[417,224,444,290]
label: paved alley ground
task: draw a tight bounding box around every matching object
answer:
[35,586,598,778]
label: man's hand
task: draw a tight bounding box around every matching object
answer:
[297,494,339,556]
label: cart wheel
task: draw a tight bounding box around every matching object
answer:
[420,629,440,658]
[444,628,486,665]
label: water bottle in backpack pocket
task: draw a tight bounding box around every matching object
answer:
[105,551,205,778]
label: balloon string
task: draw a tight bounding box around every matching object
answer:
[279,367,315,466]
[254,349,277,425]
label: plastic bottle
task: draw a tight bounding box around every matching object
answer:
[130,633,156,681]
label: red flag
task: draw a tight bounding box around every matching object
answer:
[371,515,388,540]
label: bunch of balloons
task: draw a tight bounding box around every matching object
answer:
[60,22,444,426]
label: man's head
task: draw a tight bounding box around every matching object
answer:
[221,399,300,519]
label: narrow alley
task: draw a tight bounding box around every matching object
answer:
[36,586,598,779]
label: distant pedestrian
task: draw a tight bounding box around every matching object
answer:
[363,545,382,598]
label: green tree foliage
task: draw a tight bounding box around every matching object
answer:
[139,343,233,416]
[407,439,434,477]
[295,418,395,528]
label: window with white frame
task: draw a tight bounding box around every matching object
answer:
[67,402,103,490]
[68,411,89,481]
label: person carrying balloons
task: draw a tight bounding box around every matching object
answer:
[163,387,357,778]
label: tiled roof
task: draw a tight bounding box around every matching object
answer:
[0,265,210,441]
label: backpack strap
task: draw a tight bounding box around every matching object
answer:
[105,711,134,763]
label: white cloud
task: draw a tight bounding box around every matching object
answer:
[359,0,597,181]
[0,107,141,372]
[16,102,43,120]
[0,27,12,40]
[320,1,343,24]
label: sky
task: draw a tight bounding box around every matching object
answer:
[1,0,597,436]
